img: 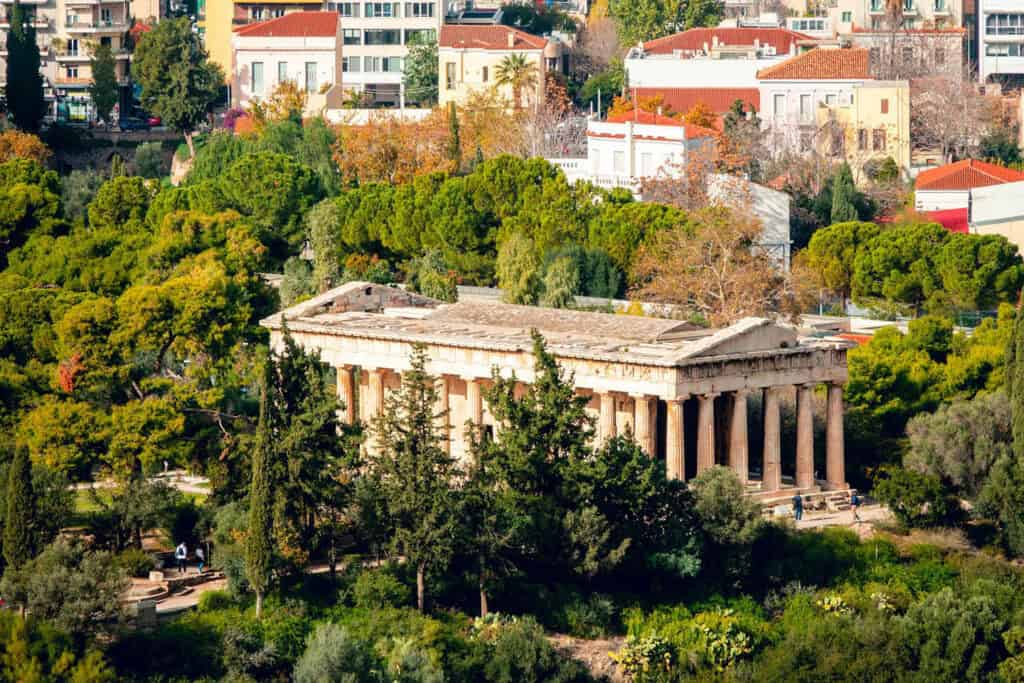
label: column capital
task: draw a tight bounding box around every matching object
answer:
[629,392,653,401]
[730,387,749,397]
[665,394,689,404]
[699,391,720,400]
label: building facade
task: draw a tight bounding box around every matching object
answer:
[262,282,851,497]
[914,158,1024,210]
[0,0,134,122]
[232,11,342,113]
[977,0,1024,82]
[437,25,551,110]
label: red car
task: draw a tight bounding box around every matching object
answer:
[147,116,162,127]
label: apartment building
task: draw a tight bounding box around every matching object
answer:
[977,0,1024,82]
[0,0,134,122]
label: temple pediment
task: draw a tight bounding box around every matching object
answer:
[674,318,799,360]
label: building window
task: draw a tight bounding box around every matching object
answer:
[825,93,837,105]
[935,48,945,65]
[405,28,435,45]
[445,61,455,90]
[367,56,402,72]
[270,7,285,16]
[873,128,887,151]
[252,61,264,95]
[364,29,401,45]
[333,2,359,16]
[66,13,78,25]
[799,131,812,152]
[773,93,785,117]
[481,66,488,82]
[880,98,889,114]
[305,62,317,92]
[830,130,844,156]
[365,2,399,16]
[613,150,625,173]
[902,46,914,63]
[986,43,1022,57]
[640,152,652,175]
[66,65,78,79]
[870,0,882,9]
[857,129,867,151]
[799,93,811,121]
[67,38,79,56]
[903,0,913,10]
[841,10,852,21]
[101,36,111,48]
[342,56,360,72]
[405,2,433,16]
[251,6,263,19]
[100,7,111,24]
[934,0,945,9]
[278,61,288,83]
[343,29,361,45]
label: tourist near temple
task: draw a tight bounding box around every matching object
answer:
[262,282,851,501]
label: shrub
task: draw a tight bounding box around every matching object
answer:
[483,616,590,683]
[873,466,964,529]
[609,636,674,682]
[353,567,411,610]
[134,141,166,179]
[563,593,619,638]
[198,589,235,613]
[293,622,380,683]
[115,547,156,578]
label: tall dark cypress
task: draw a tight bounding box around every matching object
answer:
[1011,308,1024,459]
[245,356,275,618]
[3,448,35,571]
[5,0,46,131]
[446,101,461,172]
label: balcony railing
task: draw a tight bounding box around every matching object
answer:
[65,19,129,32]
[986,25,1024,36]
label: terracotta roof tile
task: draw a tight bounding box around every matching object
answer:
[642,27,810,56]
[634,87,760,114]
[604,109,718,138]
[439,25,547,51]
[234,11,338,38]
[915,159,1024,191]
[757,47,871,80]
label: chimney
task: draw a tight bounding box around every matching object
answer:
[508,32,515,48]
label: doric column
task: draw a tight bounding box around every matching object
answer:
[336,365,355,425]
[633,395,654,455]
[599,393,617,444]
[728,389,748,485]
[796,383,815,489]
[436,375,450,454]
[826,382,846,488]
[464,376,483,443]
[666,397,686,480]
[696,393,718,473]
[762,387,781,492]
[367,368,385,421]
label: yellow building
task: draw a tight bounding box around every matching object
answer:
[815,80,911,182]
[438,25,567,110]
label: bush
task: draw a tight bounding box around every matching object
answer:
[293,622,380,683]
[134,141,166,179]
[115,547,156,578]
[481,616,590,683]
[198,589,235,613]
[873,466,964,529]
[353,567,411,609]
[563,593,619,638]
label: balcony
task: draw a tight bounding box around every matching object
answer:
[0,0,47,4]
[0,16,49,29]
[56,50,91,62]
[65,19,129,33]
[902,2,918,15]
[868,1,885,14]
[933,1,951,15]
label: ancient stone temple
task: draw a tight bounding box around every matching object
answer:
[261,282,851,495]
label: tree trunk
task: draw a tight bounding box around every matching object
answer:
[479,579,488,618]
[185,131,196,159]
[255,590,263,619]
[416,564,425,612]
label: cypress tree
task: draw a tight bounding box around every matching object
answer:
[5,0,46,131]
[830,163,859,224]
[446,101,461,171]
[1011,307,1024,459]
[245,355,275,619]
[89,43,119,125]
[4,448,35,571]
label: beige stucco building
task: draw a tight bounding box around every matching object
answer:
[262,283,852,499]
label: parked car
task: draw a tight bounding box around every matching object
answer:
[147,115,162,127]
[117,117,149,132]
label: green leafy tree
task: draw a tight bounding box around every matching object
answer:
[852,221,949,315]
[132,17,224,157]
[496,233,540,304]
[371,344,457,611]
[279,256,315,307]
[133,141,166,179]
[802,221,881,303]
[293,623,380,683]
[246,356,275,619]
[405,250,457,303]
[495,53,538,110]
[4,1,46,131]
[931,233,1024,312]
[403,38,438,106]
[306,200,341,292]
[540,254,579,308]
[690,466,763,581]
[684,0,723,28]
[830,163,859,224]
[60,169,105,226]
[609,0,683,46]
[89,43,119,125]
[3,447,34,571]
[873,466,962,528]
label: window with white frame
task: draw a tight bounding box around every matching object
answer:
[799,93,811,121]
[305,62,317,92]
[332,2,359,16]
[342,56,361,72]
[405,28,435,45]
[613,150,625,174]
[773,93,786,117]
[364,29,400,45]
[252,62,264,95]
[365,2,399,16]
[405,2,433,16]
[278,61,288,83]
[343,29,361,45]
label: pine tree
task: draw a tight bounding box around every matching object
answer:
[371,344,457,611]
[830,163,859,224]
[446,101,461,172]
[245,355,275,619]
[5,0,46,131]
[4,448,35,572]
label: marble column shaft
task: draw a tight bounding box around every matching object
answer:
[826,382,846,488]
[599,393,617,444]
[762,387,782,492]
[633,395,654,455]
[666,397,685,480]
[796,383,815,489]
[336,365,355,425]
[697,393,717,473]
[728,390,748,485]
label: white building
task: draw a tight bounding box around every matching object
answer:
[971,180,1024,249]
[978,0,1024,83]
[232,11,343,114]
[914,158,1024,211]
[548,110,792,269]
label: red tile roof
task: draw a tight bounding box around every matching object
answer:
[924,208,969,233]
[234,11,338,38]
[757,47,871,80]
[604,109,718,139]
[915,159,1024,191]
[642,27,811,56]
[439,25,547,51]
[634,87,760,114]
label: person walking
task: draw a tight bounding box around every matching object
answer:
[196,546,205,574]
[792,493,804,522]
[851,492,862,523]
[175,542,188,574]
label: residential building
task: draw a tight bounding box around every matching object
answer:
[913,158,1024,210]
[438,25,557,110]
[232,11,343,113]
[0,0,134,122]
[201,0,324,89]
[846,27,966,78]
[263,281,851,494]
[757,47,911,179]
[971,179,1024,248]
[977,0,1024,82]
[623,27,811,115]
[548,110,792,268]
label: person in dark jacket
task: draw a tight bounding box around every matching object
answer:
[792,494,804,521]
